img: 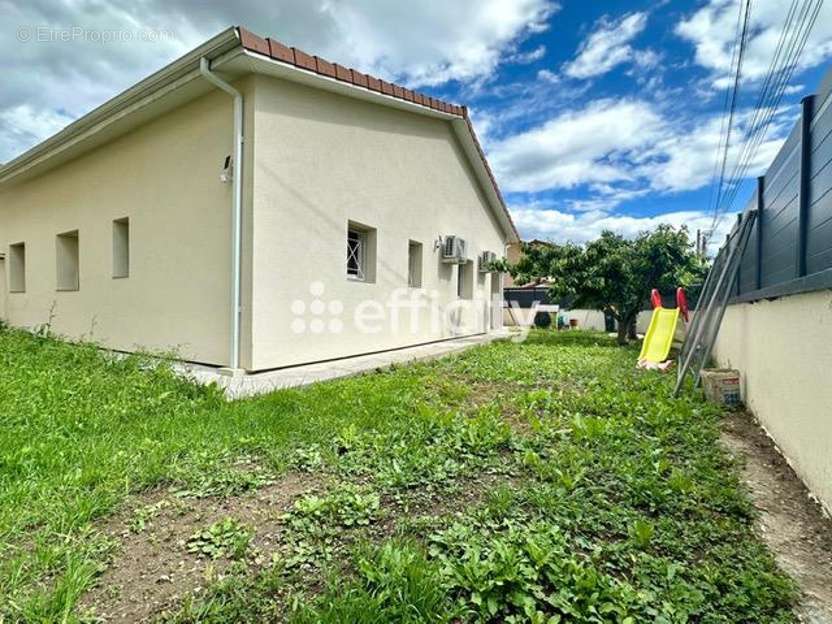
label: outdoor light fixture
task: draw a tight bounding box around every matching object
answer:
[220,155,233,183]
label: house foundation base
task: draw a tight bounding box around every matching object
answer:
[179,329,516,399]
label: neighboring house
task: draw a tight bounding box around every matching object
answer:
[502,239,553,288]
[0,27,518,373]
[503,241,524,288]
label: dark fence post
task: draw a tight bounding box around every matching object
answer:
[756,176,764,290]
[736,213,742,295]
[797,95,815,278]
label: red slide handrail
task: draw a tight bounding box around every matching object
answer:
[676,287,689,322]
[650,289,662,309]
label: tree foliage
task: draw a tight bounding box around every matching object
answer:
[508,226,707,344]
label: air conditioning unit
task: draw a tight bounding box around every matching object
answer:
[478,251,497,273]
[441,236,467,264]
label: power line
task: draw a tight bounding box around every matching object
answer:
[725,0,800,181]
[709,0,753,234]
[706,1,748,220]
[705,0,824,246]
[715,0,823,219]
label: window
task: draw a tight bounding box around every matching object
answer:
[9,243,25,293]
[113,218,129,278]
[56,230,80,291]
[457,261,473,299]
[408,240,423,287]
[347,229,364,279]
[346,221,376,282]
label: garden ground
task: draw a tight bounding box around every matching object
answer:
[0,325,826,622]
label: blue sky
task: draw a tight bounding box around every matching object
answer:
[3,0,832,248]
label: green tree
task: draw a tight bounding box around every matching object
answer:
[509,226,706,345]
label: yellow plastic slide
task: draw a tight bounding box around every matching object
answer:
[638,307,680,363]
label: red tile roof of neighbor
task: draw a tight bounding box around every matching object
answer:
[237,27,517,240]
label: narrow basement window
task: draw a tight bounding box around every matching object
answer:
[56,230,80,291]
[346,221,377,282]
[408,240,423,287]
[9,242,25,293]
[113,218,129,278]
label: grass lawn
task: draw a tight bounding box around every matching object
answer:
[0,326,797,623]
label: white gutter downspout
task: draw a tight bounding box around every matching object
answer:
[199,57,243,372]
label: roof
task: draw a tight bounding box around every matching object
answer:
[237,28,464,116]
[0,26,518,242]
[235,27,517,242]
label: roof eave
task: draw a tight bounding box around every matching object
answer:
[1,25,518,244]
[0,27,241,184]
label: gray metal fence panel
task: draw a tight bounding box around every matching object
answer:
[726,64,832,303]
[808,93,832,275]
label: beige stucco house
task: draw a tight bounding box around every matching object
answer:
[0,27,518,373]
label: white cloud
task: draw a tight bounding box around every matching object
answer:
[510,203,734,253]
[488,98,665,192]
[562,12,648,79]
[631,48,661,71]
[537,69,560,83]
[676,0,832,87]
[0,0,558,162]
[312,0,557,87]
[488,97,792,196]
[0,105,75,165]
[506,45,547,65]
[637,108,789,193]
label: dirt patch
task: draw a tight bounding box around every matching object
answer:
[721,411,832,623]
[395,472,516,515]
[78,473,320,623]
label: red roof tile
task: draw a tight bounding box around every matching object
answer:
[314,56,336,78]
[240,26,461,117]
[239,28,269,56]
[292,48,316,71]
[266,38,293,64]
[351,69,369,88]
[366,75,382,92]
[334,63,352,82]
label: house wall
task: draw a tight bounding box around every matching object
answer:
[0,258,6,320]
[0,85,251,365]
[712,290,832,513]
[249,74,508,370]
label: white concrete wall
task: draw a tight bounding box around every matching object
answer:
[636,310,652,334]
[0,86,251,365]
[712,290,832,513]
[563,309,607,331]
[249,74,508,370]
